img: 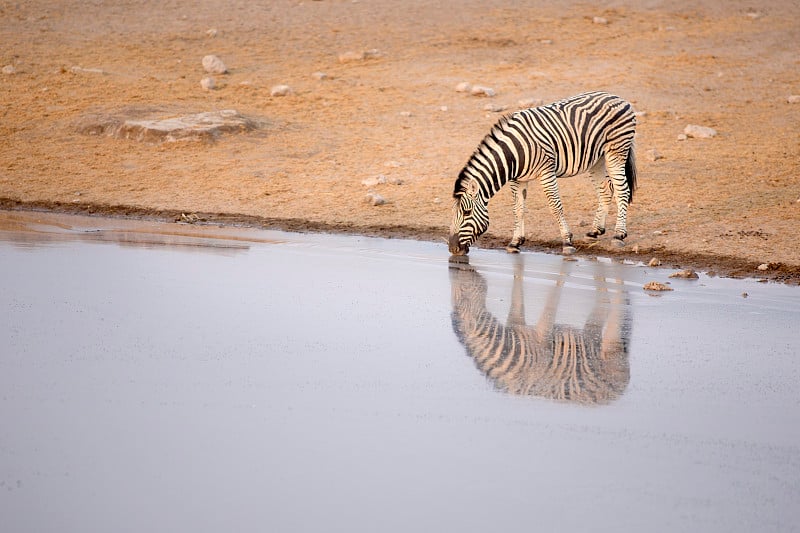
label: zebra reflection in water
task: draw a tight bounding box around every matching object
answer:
[450,256,631,404]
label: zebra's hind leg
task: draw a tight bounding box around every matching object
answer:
[587,160,613,241]
[606,151,632,248]
[506,180,527,253]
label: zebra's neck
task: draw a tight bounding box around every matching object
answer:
[455,115,526,200]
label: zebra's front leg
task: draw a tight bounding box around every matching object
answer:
[506,180,527,253]
[539,172,576,255]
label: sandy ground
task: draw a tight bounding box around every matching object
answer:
[1,0,799,282]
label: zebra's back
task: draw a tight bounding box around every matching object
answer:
[512,91,636,179]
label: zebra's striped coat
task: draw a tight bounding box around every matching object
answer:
[449,91,637,255]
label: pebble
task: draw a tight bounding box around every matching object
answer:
[644,281,673,291]
[648,258,662,267]
[787,95,800,104]
[2,65,15,75]
[270,84,292,97]
[684,124,717,138]
[593,16,609,24]
[677,133,688,141]
[312,71,328,80]
[364,192,387,206]
[646,148,662,161]
[362,175,387,187]
[202,55,227,74]
[200,77,215,90]
[669,269,699,279]
[484,103,506,112]
[206,28,218,38]
[470,86,496,97]
[384,161,402,168]
[338,49,381,63]
[518,97,543,108]
[399,111,412,117]
[455,81,472,93]
[757,263,771,271]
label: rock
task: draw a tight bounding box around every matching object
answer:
[455,81,472,93]
[518,97,543,108]
[312,71,328,80]
[365,192,387,206]
[2,65,15,75]
[648,258,662,267]
[338,49,380,63]
[539,39,553,45]
[76,109,258,143]
[439,106,449,112]
[399,111,412,117]
[270,84,292,97]
[646,148,662,161]
[202,55,227,74]
[206,28,218,38]
[677,133,688,141]
[384,161,402,168]
[362,175,387,187]
[200,77,215,90]
[433,197,442,204]
[484,103,506,112]
[757,263,777,271]
[643,281,673,291]
[338,51,365,63]
[470,86,496,97]
[70,66,106,75]
[669,269,699,279]
[787,95,800,104]
[593,16,608,24]
[683,124,717,138]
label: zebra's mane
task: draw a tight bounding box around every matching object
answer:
[453,113,515,198]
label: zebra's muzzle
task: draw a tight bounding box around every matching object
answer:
[448,234,469,255]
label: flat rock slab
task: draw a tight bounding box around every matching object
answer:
[77,109,258,142]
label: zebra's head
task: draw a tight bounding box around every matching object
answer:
[449,179,489,255]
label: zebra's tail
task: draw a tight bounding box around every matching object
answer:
[625,145,637,204]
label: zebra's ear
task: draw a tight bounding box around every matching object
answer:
[464,179,480,198]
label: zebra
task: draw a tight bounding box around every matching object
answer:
[449,256,631,404]
[448,91,638,256]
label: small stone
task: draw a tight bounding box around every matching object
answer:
[455,81,472,93]
[484,103,506,112]
[312,71,328,80]
[362,175,387,187]
[270,84,292,97]
[669,269,699,279]
[741,292,749,298]
[644,281,673,291]
[518,97,543,108]
[202,55,227,74]
[787,95,800,104]
[206,28,218,38]
[677,133,688,141]
[338,50,366,63]
[684,124,717,138]
[470,86,496,97]
[399,111,412,117]
[2,65,15,75]
[384,161,402,168]
[648,258,662,267]
[200,77,215,90]
[757,263,770,271]
[646,148,662,161]
[539,39,553,45]
[439,106,449,112]
[365,192,386,206]
[433,197,442,204]
[593,16,608,24]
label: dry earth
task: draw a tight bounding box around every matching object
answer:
[1,0,799,282]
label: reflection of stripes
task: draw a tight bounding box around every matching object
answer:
[452,91,637,251]
[450,265,630,404]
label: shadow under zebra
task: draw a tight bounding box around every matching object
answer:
[449,255,632,404]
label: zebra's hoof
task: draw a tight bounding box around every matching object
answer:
[586,229,605,240]
[505,244,521,253]
[562,245,577,255]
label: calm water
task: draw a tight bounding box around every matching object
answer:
[1,211,799,533]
